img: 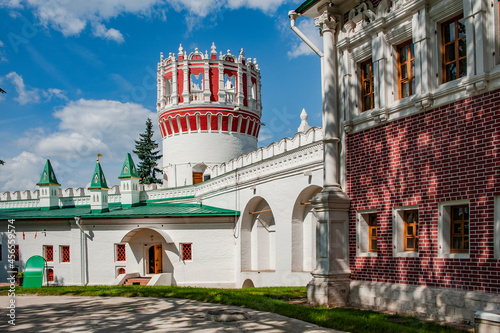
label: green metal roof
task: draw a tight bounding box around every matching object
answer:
[36,160,60,186]
[296,0,321,14]
[88,161,109,190]
[0,202,240,220]
[118,153,140,179]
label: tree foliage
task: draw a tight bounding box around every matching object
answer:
[133,118,162,184]
[0,160,4,165]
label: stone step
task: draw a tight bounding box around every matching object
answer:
[124,277,151,286]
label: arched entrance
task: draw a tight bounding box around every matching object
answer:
[120,227,174,276]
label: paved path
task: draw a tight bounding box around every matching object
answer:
[0,296,345,332]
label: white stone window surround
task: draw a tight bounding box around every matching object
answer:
[494,196,500,259]
[339,0,499,135]
[356,209,378,257]
[392,205,419,258]
[438,199,470,259]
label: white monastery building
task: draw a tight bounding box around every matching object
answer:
[2,0,500,326]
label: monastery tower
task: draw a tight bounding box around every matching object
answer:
[157,43,262,187]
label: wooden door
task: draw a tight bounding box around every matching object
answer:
[193,172,203,184]
[154,244,162,274]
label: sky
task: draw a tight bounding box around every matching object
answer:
[0,0,323,192]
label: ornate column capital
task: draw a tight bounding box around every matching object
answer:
[315,10,339,35]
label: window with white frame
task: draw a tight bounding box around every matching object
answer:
[441,14,467,83]
[392,206,419,257]
[438,200,470,258]
[356,210,378,256]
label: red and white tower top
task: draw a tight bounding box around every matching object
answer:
[157,43,263,186]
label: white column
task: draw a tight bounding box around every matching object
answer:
[182,58,189,104]
[412,9,432,96]
[237,63,244,106]
[307,8,351,308]
[316,10,340,191]
[218,62,225,102]
[172,60,179,105]
[203,60,211,102]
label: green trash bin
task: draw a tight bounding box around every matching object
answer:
[22,255,46,288]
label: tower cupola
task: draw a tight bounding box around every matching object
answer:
[37,159,60,210]
[88,157,109,213]
[157,43,262,187]
[118,153,140,208]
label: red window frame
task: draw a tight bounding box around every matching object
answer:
[181,243,192,261]
[61,246,70,263]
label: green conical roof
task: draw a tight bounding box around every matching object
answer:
[88,161,109,190]
[118,153,140,179]
[36,160,60,186]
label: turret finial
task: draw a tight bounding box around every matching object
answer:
[178,44,184,54]
[211,42,217,54]
[298,108,311,133]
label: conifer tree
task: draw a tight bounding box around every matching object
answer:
[133,118,162,184]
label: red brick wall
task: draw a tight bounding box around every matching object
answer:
[346,88,500,293]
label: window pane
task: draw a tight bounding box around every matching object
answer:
[401,65,408,79]
[453,207,462,220]
[401,82,409,98]
[459,59,467,78]
[407,213,414,224]
[371,240,377,250]
[400,45,407,62]
[363,64,371,78]
[411,60,415,77]
[410,43,415,58]
[371,228,377,237]
[453,223,461,234]
[453,237,462,249]
[364,96,372,110]
[407,238,414,249]
[364,81,371,94]
[445,44,456,62]
[464,222,469,235]
[458,39,466,58]
[407,225,413,235]
[457,18,466,38]
[464,237,469,249]
[415,238,419,249]
[410,78,415,95]
[444,22,455,42]
[464,206,469,220]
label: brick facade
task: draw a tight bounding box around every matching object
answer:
[347,88,500,293]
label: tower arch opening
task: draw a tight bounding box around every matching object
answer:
[291,185,322,272]
[241,197,276,272]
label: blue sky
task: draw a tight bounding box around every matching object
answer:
[0,0,323,192]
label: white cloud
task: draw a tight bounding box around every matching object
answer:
[0,151,46,191]
[92,22,124,43]
[10,0,294,42]
[35,99,155,160]
[0,40,7,62]
[5,71,39,104]
[258,127,273,143]
[2,72,67,105]
[287,19,323,58]
[2,98,157,191]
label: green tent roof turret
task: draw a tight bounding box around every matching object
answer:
[88,159,109,190]
[119,153,140,179]
[36,160,60,186]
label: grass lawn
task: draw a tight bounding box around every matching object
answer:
[2,285,468,333]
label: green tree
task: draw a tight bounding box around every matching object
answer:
[0,160,4,165]
[133,118,162,184]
